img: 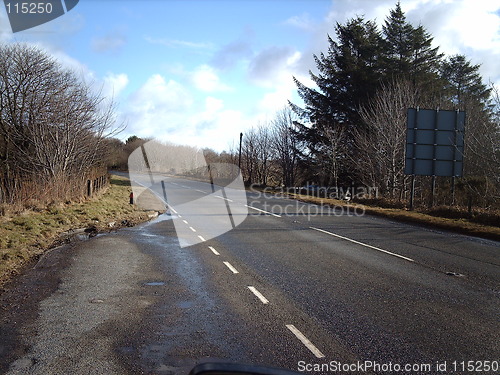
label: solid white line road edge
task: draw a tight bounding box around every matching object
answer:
[310,227,414,262]
[245,204,281,218]
[247,286,269,304]
[223,261,239,274]
[286,324,325,359]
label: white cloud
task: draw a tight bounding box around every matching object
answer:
[129,74,192,114]
[283,13,316,31]
[169,107,246,152]
[246,44,314,114]
[103,73,129,99]
[191,64,232,92]
[124,74,193,139]
[405,1,500,84]
[123,74,244,151]
[204,96,225,114]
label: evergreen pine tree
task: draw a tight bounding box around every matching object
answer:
[381,1,414,75]
[382,1,443,91]
[291,17,384,184]
[440,54,491,108]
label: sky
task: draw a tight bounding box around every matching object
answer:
[1,0,499,152]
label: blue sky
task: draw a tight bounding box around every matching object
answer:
[1,0,499,151]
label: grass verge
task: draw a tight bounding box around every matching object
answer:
[0,174,164,289]
[286,193,500,241]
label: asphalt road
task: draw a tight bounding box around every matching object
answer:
[0,173,498,375]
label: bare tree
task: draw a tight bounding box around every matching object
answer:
[0,43,118,203]
[241,127,258,185]
[458,84,500,205]
[271,107,299,187]
[255,123,273,185]
[356,79,418,198]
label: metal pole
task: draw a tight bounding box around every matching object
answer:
[238,132,243,170]
[430,175,436,208]
[451,176,456,205]
[409,175,415,211]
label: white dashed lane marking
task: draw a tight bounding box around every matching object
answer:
[223,261,239,274]
[247,286,269,304]
[208,246,220,255]
[286,324,325,359]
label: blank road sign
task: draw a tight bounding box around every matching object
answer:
[404,108,465,177]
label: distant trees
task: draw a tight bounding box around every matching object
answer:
[237,107,300,187]
[0,43,118,204]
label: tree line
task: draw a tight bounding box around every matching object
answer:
[235,2,499,210]
[0,43,117,205]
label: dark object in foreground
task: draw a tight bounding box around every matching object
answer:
[190,363,301,375]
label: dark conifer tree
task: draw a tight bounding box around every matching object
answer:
[382,1,443,93]
[290,17,383,184]
[440,54,491,108]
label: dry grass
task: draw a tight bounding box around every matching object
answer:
[287,193,500,241]
[0,175,164,288]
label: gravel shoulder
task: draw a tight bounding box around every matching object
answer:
[0,223,167,374]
